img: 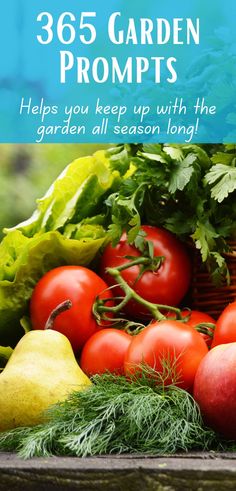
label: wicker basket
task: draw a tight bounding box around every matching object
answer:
[190,241,236,319]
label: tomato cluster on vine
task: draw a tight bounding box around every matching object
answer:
[30,227,236,399]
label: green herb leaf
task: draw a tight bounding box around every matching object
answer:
[205,164,236,203]
[138,152,167,164]
[168,154,196,193]
[142,144,162,155]
[209,252,229,286]
[191,221,219,262]
[163,146,184,161]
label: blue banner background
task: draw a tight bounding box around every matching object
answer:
[0,0,236,143]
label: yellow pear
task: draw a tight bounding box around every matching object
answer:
[0,329,91,431]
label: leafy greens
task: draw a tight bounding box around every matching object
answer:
[106,144,236,284]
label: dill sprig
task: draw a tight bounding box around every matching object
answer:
[0,370,218,459]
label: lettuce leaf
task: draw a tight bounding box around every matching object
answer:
[5,150,120,237]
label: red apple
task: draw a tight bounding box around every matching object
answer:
[194,343,236,439]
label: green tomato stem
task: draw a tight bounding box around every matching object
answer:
[113,256,153,272]
[97,262,182,322]
[108,267,165,321]
[194,322,215,339]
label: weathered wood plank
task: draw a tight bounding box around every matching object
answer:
[1,452,236,491]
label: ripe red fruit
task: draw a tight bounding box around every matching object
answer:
[194,343,236,439]
[80,329,132,376]
[124,320,208,391]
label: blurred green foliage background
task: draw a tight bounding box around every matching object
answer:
[0,144,109,239]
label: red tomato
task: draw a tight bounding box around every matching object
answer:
[80,329,132,376]
[211,301,236,348]
[30,266,113,353]
[194,343,236,439]
[166,310,215,348]
[100,225,191,318]
[124,320,208,391]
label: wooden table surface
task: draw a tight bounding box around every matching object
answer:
[1,452,236,491]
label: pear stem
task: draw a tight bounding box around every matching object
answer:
[45,300,72,330]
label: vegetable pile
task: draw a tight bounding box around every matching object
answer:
[0,143,236,457]
[0,143,236,349]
